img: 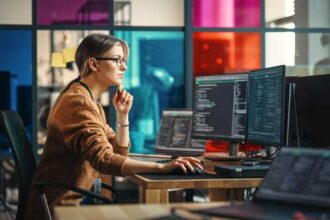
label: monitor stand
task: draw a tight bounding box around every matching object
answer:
[204,141,245,161]
[229,142,239,157]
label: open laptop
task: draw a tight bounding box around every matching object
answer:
[193,147,330,220]
[154,109,205,157]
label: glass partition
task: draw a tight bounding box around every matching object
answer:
[193,0,261,28]
[0,30,32,145]
[0,0,32,24]
[266,33,330,76]
[193,32,261,76]
[266,0,330,28]
[115,31,185,151]
[114,0,184,26]
[37,0,110,25]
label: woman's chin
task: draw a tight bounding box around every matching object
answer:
[109,80,122,87]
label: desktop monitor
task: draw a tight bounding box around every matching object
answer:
[288,74,330,147]
[246,65,286,146]
[192,73,248,142]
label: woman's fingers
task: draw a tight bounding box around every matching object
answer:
[174,157,204,173]
[174,161,187,174]
[176,158,195,173]
[116,89,133,105]
[192,162,204,170]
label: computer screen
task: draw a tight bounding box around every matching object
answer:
[288,74,330,147]
[192,73,248,141]
[246,65,286,146]
[155,109,205,156]
[257,147,330,207]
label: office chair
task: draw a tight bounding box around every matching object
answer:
[0,111,117,220]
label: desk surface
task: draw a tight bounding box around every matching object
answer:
[127,154,262,203]
[54,202,230,220]
[128,174,262,189]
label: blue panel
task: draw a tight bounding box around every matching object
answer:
[115,31,185,151]
[0,30,32,137]
[0,30,32,85]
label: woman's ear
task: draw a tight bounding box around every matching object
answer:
[88,58,98,72]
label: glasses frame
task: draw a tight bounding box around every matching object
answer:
[94,57,126,66]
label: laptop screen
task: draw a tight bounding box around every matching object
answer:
[155,109,205,155]
[256,147,330,207]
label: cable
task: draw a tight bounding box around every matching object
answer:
[269,147,281,160]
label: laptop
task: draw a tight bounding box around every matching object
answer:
[193,147,330,220]
[154,109,205,157]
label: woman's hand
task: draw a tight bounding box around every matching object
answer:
[159,157,203,174]
[112,87,133,114]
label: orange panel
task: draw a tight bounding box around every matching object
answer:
[193,32,261,76]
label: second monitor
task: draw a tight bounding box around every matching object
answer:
[246,65,286,147]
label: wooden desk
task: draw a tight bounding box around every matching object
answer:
[54,202,230,220]
[128,175,261,203]
[127,155,262,203]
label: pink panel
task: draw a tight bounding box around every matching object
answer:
[193,0,260,28]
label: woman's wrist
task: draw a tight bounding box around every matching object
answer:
[156,163,164,173]
[116,113,129,125]
[116,122,129,127]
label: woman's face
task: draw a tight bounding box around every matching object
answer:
[94,42,127,87]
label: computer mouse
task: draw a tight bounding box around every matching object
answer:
[170,165,204,175]
[193,166,204,175]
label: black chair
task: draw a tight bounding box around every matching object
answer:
[0,110,117,220]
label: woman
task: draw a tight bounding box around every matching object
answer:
[25,33,202,219]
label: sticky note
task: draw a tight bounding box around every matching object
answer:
[63,47,76,63]
[51,52,66,68]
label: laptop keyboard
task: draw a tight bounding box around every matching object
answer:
[195,203,328,220]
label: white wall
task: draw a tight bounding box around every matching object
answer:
[130,0,184,26]
[0,0,32,24]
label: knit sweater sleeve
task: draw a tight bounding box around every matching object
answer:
[62,100,128,176]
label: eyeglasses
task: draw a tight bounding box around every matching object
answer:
[94,57,126,67]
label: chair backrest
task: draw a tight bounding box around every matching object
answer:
[0,110,37,220]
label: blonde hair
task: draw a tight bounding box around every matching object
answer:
[75,33,129,77]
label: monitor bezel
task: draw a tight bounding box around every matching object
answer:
[191,72,249,142]
[245,65,286,147]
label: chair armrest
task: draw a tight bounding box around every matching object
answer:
[32,182,114,204]
[101,183,117,203]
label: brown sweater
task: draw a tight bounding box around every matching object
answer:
[25,82,129,220]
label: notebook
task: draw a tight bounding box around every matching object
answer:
[192,147,330,220]
[154,109,205,157]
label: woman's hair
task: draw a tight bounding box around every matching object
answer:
[75,33,129,77]
[48,34,129,122]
